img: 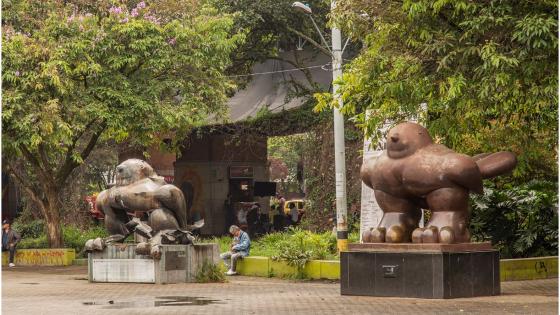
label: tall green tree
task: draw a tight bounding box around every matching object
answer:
[2,0,243,247]
[316,0,558,180]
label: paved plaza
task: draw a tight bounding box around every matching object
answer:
[2,265,558,315]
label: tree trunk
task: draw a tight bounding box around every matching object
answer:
[45,215,63,248]
[44,192,63,248]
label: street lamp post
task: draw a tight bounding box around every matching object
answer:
[292,1,348,251]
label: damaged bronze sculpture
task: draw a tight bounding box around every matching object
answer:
[85,159,203,258]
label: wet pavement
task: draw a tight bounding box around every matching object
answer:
[2,265,558,314]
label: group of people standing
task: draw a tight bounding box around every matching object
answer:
[225,196,270,237]
[272,195,300,232]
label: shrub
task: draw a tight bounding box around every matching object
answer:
[63,225,108,255]
[202,227,341,264]
[271,229,313,279]
[18,235,48,249]
[470,180,558,258]
[196,260,226,283]
[12,219,45,239]
[14,223,108,255]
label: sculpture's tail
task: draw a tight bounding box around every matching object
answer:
[474,151,517,179]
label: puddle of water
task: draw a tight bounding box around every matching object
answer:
[154,296,219,307]
[82,296,221,309]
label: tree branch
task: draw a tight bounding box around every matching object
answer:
[56,120,107,187]
[60,117,99,174]
[20,144,53,187]
[38,143,54,173]
[5,163,48,218]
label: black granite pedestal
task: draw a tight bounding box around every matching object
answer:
[340,243,500,299]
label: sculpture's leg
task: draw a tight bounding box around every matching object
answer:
[411,227,425,243]
[421,226,439,243]
[425,188,470,243]
[85,237,105,251]
[371,227,386,242]
[369,190,421,243]
[135,209,190,258]
[364,227,386,243]
[125,217,153,239]
[148,208,180,234]
[386,224,406,243]
[103,206,132,244]
[148,233,163,260]
[154,185,188,229]
[439,226,455,244]
[136,241,152,256]
[361,228,373,242]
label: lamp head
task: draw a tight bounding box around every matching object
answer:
[292,2,312,14]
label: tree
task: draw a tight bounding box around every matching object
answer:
[2,0,243,247]
[207,0,331,82]
[316,0,558,181]
[268,134,308,192]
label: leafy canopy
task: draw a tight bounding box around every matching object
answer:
[3,0,244,177]
[315,0,558,180]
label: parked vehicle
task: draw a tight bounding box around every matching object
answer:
[283,199,305,221]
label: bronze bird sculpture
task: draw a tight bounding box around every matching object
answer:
[360,122,517,244]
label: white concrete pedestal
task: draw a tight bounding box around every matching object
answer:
[88,243,219,284]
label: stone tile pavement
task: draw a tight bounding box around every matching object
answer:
[2,266,558,315]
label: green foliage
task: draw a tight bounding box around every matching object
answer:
[203,227,338,260]
[206,0,330,83]
[3,0,243,155]
[259,227,337,260]
[348,229,360,244]
[12,219,45,239]
[63,225,109,254]
[318,0,558,181]
[470,180,558,258]
[268,133,308,191]
[17,235,49,250]
[266,228,332,279]
[298,120,364,232]
[16,224,108,254]
[196,260,227,283]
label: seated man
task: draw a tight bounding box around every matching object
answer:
[2,220,21,267]
[220,225,250,276]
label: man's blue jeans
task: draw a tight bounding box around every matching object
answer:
[2,245,16,264]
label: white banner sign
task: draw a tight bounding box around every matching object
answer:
[359,118,389,242]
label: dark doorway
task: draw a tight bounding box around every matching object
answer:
[228,179,253,202]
